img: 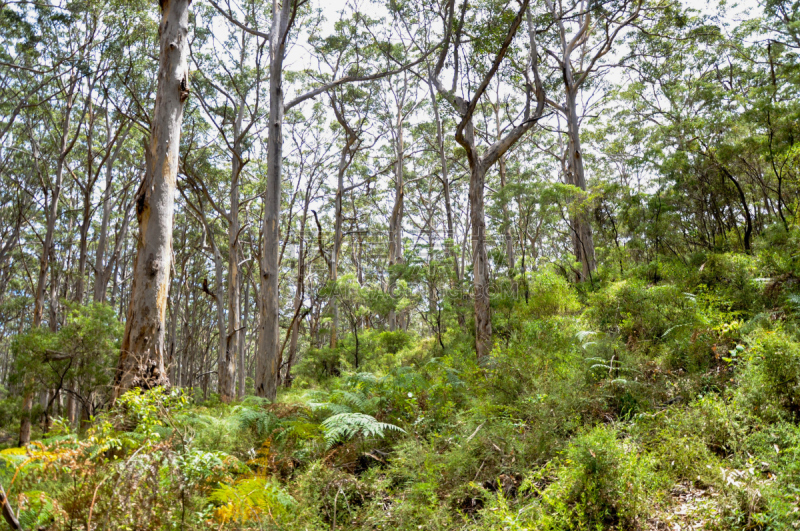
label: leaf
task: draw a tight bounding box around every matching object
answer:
[320,413,405,449]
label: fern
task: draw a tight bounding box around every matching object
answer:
[577,330,605,349]
[787,293,800,312]
[305,388,380,416]
[231,406,280,439]
[210,476,296,524]
[321,412,405,449]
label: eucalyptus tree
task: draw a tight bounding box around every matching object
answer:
[115,0,192,397]
[327,87,374,348]
[425,72,461,288]
[92,17,154,305]
[211,0,434,399]
[537,0,642,281]
[430,0,546,358]
[313,11,391,346]
[28,21,93,331]
[614,1,795,255]
[74,83,133,304]
[371,70,421,331]
[13,0,105,446]
[283,106,332,385]
[189,0,269,402]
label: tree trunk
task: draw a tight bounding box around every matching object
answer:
[720,165,753,253]
[114,0,191,398]
[220,107,244,403]
[330,152,344,348]
[427,79,459,285]
[75,186,92,303]
[211,243,230,400]
[239,274,250,397]
[93,123,131,302]
[469,160,492,358]
[255,0,290,401]
[286,204,308,387]
[495,104,515,291]
[388,113,405,332]
[564,88,595,282]
[75,92,97,304]
[21,79,78,447]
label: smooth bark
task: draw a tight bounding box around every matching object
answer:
[255,0,290,401]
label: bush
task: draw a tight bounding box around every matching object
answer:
[378,330,412,354]
[294,347,343,383]
[518,267,581,319]
[9,302,122,433]
[697,253,764,314]
[587,280,698,348]
[632,398,734,484]
[735,329,800,422]
[481,426,663,530]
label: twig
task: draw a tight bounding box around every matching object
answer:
[86,476,109,530]
[464,421,485,444]
[0,484,21,530]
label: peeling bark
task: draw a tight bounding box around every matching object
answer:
[115,0,191,398]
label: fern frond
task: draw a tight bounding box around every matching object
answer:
[321,413,405,449]
[211,476,296,524]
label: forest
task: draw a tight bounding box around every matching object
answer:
[0,0,799,528]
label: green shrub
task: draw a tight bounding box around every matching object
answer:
[697,253,764,314]
[587,280,698,347]
[486,426,663,530]
[378,330,412,354]
[736,329,800,421]
[739,421,800,530]
[518,267,581,319]
[210,476,298,527]
[294,347,343,382]
[632,399,733,484]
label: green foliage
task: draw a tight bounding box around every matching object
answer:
[518,267,581,318]
[697,253,764,313]
[320,412,404,449]
[735,329,800,421]
[587,279,699,347]
[114,386,190,444]
[378,330,412,354]
[210,476,297,526]
[475,426,663,531]
[295,346,343,382]
[9,302,122,431]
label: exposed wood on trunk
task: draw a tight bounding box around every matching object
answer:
[0,484,20,530]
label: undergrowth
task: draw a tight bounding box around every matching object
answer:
[3,244,800,530]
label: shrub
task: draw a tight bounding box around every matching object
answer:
[486,426,663,530]
[294,347,343,383]
[378,330,412,354]
[697,253,763,314]
[210,476,298,527]
[632,399,733,484]
[518,267,581,319]
[587,280,698,347]
[735,329,800,421]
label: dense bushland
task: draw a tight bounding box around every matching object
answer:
[3,230,800,530]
